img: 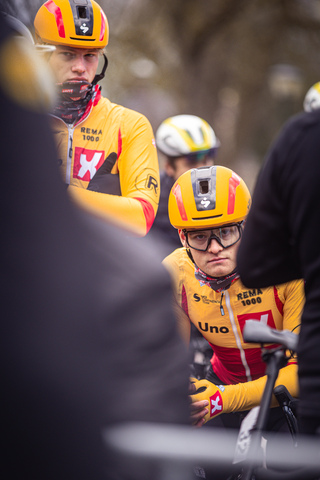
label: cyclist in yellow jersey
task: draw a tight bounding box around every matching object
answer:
[34,0,159,236]
[163,165,304,430]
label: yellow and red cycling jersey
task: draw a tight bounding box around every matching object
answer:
[50,86,160,236]
[163,248,304,407]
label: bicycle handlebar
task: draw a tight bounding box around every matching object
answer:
[243,320,298,351]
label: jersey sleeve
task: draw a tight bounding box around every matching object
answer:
[278,280,304,335]
[163,251,192,343]
[224,363,298,413]
[68,112,160,237]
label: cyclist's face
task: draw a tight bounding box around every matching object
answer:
[165,156,214,181]
[179,228,239,277]
[48,46,100,84]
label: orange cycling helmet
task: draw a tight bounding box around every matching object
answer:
[34,0,109,49]
[168,165,251,230]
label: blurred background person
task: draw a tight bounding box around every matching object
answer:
[146,114,220,258]
[303,81,320,112]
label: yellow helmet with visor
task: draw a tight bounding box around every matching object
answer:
[168,165,251,231]
[34,0,109,49]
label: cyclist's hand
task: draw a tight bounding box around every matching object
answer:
[87,152,121,195]
[190,378,228,425]
[189,378,209,427]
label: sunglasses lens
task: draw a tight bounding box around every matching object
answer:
[186,148,217,163]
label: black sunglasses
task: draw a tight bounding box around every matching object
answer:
[184,148,218,163]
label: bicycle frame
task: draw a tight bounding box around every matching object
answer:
[240,347,290,480]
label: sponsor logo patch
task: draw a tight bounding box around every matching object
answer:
[135,168,160,200]
[73,147,105,181]
[209,391,223,417]
[237,311,276,335]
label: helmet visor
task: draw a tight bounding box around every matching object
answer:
[184,223,243,251]
[184,147,218,164]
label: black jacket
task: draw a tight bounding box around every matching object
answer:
[237,109,320,424]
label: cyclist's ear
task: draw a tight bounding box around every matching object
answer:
[179,229,187,247]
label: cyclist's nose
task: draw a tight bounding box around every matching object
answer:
[72,55,86,73]
[207,237,223,253]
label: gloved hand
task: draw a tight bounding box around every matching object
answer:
[190,366,297,426]
[87,152,121,195]
[189,377,209,427]
[190,378,234,425]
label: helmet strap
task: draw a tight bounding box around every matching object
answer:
[93,53,108,85]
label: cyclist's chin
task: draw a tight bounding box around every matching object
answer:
[203,261,234,278]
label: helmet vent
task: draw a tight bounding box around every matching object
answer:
[199,180,209,194]
[77,7,88,19]
[191,167,216,211]
[70,0,94,36]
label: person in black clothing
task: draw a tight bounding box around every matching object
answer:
[146,114,220,259]
[237,108,320,436]
[0,12,190,480]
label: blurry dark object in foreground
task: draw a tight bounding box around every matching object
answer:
[0,12,189,480]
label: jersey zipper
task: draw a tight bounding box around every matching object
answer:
[50,97,95,186]
[220,292,225,316]
[65,101,96,185]
[225,290,252,382]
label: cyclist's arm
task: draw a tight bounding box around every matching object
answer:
[68,114,160,237]
[191,363,298,424]
[162,252,192,343]
[172,301,192,344]
[275,280,304,365]
[225,362,298,413]
[68,189,154,236]
[279,280,304,335]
